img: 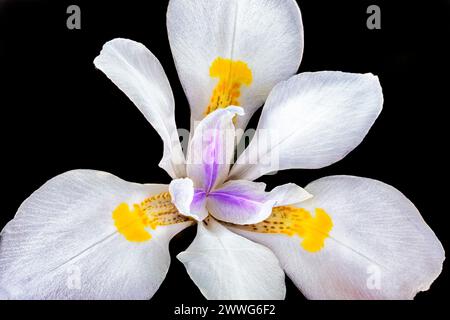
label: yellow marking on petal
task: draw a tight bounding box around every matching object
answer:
[112,192,191,242]
[205,57,252,115]
[113,203,151,242]
[236,206,333,253]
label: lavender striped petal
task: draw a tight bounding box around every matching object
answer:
[206,180,276,225]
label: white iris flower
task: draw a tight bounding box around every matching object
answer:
[0,0,444,300]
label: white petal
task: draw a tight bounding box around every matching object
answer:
[177,218,286,300]
[169,178,207,221]
[94,38,185,179]
[167,0,304,131]
[0,170,192,299]
[207,180,276,225]
[186,106,243,191]
[268,183,312,206]
[230,71,383,181]
[168,178,194,216]
[231,176,444,299]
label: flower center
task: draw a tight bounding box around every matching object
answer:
[234,206,333,253]
[112,192,191,242]
[205,57,252,115]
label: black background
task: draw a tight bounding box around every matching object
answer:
[0,0,448,315]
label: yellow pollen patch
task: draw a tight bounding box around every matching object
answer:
[237,206,333,253]
[112,192,191,242]
[205,57,253,115]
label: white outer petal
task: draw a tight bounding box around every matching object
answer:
[94,38,185,178]
[177,218,286,300]
[0,170,191,299]
[167,0,304,131]
[231,176,445,299]
[230,71,383,181]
